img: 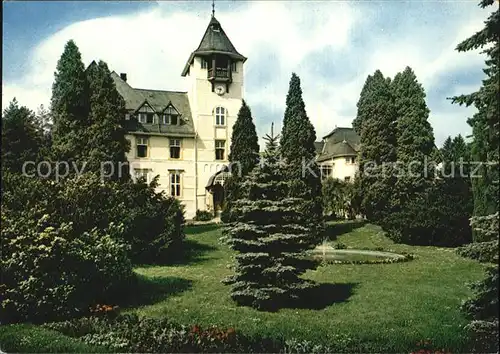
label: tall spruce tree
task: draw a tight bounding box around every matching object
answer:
[224,125,318,310]
[352,73,375,134]
[452,0,499,222]
[86,60,130,180]
[51,40,89,164]
[1,99,43,173]
[222,100,260,223]
[228,100,260,176]
[440,134,474,244]
[452,2,499,351]
[279,73,323,239]
[392,66,435,204]
[355,70,397,221]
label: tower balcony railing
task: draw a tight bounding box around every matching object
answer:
[208,67,231,81]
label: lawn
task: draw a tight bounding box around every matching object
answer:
[126,221,486,352]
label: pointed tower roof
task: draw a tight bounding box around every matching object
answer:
[181,16,246,76]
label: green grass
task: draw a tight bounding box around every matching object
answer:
[0,324,108,353]
[129,221,485,352]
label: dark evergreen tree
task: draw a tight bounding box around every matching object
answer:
[34,104,53,162]
[223,126,318,310]
[228,100,260,177]
[222,100,260,223]
[279,73,323,239]
[1,99,43,173]
[452,2,498,351]
[352,73,375,134]
[86,60,130,180]
[452,0,499,222]
[51,40,89,164]
[392,66,435,207]
[355,70,397,221]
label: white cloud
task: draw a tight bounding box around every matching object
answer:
[2,1,491,147]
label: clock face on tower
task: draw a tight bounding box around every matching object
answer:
[215,84,226,96]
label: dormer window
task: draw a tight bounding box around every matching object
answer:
[162,105,180,125]
[137,103,155,124]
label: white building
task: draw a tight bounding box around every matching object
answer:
[111,14,246,219]
[315,127,360,182]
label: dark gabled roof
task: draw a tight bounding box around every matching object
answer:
[316,127,360,162]
[314,141,324,154]
[317,141,357,162]
[181,16,246,76]
[323,126,360,145]
[111,72,195,137]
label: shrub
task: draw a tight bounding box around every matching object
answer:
[45,314,282,353]
[0,210,134,324]
[1,171,185,264]
[456,240,498,263]
[112,177,185,263]
[322,178,358,219]
[333,242,347,249]
[382,179,472,246]
[458,212,499,352]
[193,209,214,222]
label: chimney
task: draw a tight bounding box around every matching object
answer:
[120,73,127,82]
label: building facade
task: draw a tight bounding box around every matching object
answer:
[315,127,361,182]
[111,15,245,219]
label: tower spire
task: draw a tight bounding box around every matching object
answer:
[212,0,215,17]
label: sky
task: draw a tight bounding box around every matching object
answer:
[2,0,492,148]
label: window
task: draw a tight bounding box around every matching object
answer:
[344,176,351,182]
[162,106,179,125]
[215,140,225,160]
[201,58,208,69]
[169,139,181,159]
[138,112,155,123]
[346,157,356,164]
[320,165,332,181]
[231,62,237,72]
[170,171,181,197]
[138,104,155,124]
[134,168,150,183]
[136,137,148,158]
[214,106,226,126]
[125,113,130,120]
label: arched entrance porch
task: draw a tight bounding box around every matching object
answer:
[205,165,231,217]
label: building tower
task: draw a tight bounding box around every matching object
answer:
[181,11,247,213]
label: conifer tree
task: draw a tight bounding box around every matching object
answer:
[279,73,323,239]
[439,134,473,244]
[392,66,435,203]
[228,100,260,177]
[452,0,499,221]
[222,100,259,223]
[51,40,89,164]
[352,73,375,134]
[1,99,43,173]
[452,2,498,350]
[35,104,53,162]
[86,60,130,180]
[355,70,397,221]
[224,125,318,310]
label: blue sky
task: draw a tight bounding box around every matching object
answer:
[2,1,492,147]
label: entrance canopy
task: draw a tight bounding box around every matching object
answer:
[206,165,231,190]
